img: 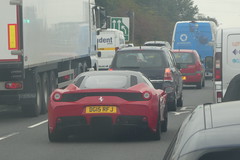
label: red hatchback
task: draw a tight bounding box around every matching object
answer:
[171,49,205,89]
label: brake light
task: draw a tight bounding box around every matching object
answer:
[217,91,222,103]
[142,91,152,100]
[5,82,22,89]
[164,68,173,81]
[53,92,62,101]
[108,68,113,71]
[214,52,222,81]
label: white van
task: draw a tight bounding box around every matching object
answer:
[213,27,240,103]
[97,29,125,70]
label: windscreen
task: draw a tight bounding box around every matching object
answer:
[115,50,167,68]
[81,75,128,89]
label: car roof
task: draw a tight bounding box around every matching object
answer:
[176,101,240,157]
[76,70,144,77]
[144,41,169,44]
[171,49,197,53]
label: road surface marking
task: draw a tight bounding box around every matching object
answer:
[0,132,19,141]
[172,111,191,115]
[28,120,48,129]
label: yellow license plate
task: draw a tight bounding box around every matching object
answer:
[85,106,117,113]
[182,76,186,80]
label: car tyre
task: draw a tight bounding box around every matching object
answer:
[151,114,161,140]
[202,78,205,87]
[48,127,67,142]
[161,104,168,132]
[177,94,183,107]
[168,93,177,111]
[196,81,202,89]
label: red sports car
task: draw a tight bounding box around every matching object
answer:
[48,70,167,142]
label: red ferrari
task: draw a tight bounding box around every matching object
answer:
[48,70,167,142]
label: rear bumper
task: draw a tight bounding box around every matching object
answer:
[48,102,158,134]
[182,74,202,84]
[0,92,36,105]
[53,115,149,134]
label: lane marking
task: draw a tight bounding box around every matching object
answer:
[172,111,191,115]
[180,106,193,111]
[0,132,19,141]
[28,120,48,129]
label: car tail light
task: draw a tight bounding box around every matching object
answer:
[63,75,70,80]
[214,52,222,81]
[217,91,222,103]
[108,68,113,71]
[5,82,23,89]
[142,91,152,100]
[53,92,62,101]
[164,68,173,81]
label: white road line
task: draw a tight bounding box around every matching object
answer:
[0,132,19,141]
[28,120,48,129]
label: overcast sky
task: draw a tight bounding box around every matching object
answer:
[193,0,240,27]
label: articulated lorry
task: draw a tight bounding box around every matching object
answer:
[97,29,125,70]
[0,0,105,116]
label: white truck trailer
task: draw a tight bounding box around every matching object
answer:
[0,0,105,116]
[213,27,240,103]
[97,29,125,70]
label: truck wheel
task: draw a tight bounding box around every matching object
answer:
[49,71,57,92]
[41,72,50,114]
[48,125,67,142]
[22,73,42,117]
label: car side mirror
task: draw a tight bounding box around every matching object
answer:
[97,51,101,57]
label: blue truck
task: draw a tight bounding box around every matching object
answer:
[172,21,217,77]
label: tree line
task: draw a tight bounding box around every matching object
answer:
[96,0,218,45]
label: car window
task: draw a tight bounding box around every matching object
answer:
[199,149,240,160]
[144,43,166,47]
[130,75,138,86]
[115,50,167,68]
[174,52,195,64]
[80,75,128,89]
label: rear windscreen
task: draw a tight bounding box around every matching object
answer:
[81,75,128,89]
[115,50,167,68]
[144,43,166,47]
[173,52,195,64]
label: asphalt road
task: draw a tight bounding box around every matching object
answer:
[0,80,214,160]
